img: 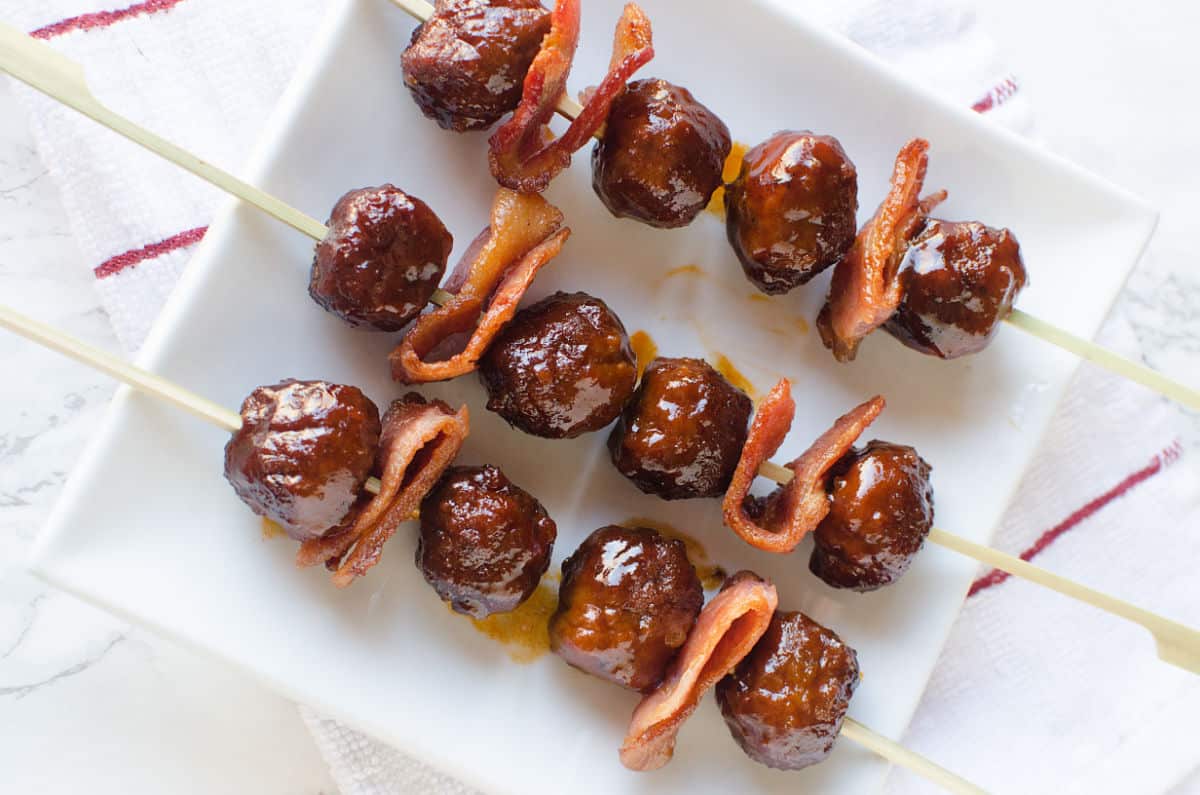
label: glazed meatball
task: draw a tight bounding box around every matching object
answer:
[309,185,452,331]
[809,441,934,591]
[224,380,381,542]
[716,611,859,770]
[417,465,556,618]
[591,78,732,228]
[884,219,1028,359]
[608,357,752,500]
[479,292,637,439]
[401,0,551,132]
[725,131,858,294]
[550,525,704,692]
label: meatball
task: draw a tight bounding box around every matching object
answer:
[809,441,934,591]
[417,465,556,618]
[479,292,637,439]
[401,0,551,132]
[716,611,859,770]
[549,525,704,692]
[591,78,732,228]
[608,357,752,500]
[309,185,452,331]
[725,131,858,294]
[224,380,381,542]
[884,219,1028,359]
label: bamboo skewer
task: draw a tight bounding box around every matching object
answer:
[0,304,986,795]
[1,23,1196,410]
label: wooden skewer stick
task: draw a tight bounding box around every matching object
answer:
[3,304,985,795]
[763,464,1200,674]
[840,718,988,795]
[382,1,1200,410]
[0,306,385,496]
[4,22,1196,411]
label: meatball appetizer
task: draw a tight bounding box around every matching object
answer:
[479,292,637,438]
[609,357,753,500]
[725,130,858,294]
[716,611,860,770]
[591,78,732,228]
[550,525,704,692]
[885,219,1028,359]
[309,185,452,331]
[810,441,934,591]
[401,0,552,132]
[417,465,556,617]
[224,380,381,541]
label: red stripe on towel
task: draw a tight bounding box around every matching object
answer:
[971,76,1020,113]
[968,441,1184,597]
[93,226,207,278]
[31,0,190,40]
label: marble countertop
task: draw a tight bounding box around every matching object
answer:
[1,1,1198,793]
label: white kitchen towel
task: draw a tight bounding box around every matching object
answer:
[4,1,1196,794]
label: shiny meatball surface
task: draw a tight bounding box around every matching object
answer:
[591,78,732,228]
[885,219,1027,359]
[309,185,452,331]
[608,357,752,500]
[417,465,556,618]
[401,0,551,132]
[725,131,858,294]
[716,611,859,770]
[810,441,934,591]
[479,291,637,439]
[550,525,704,692]
[224,380,381,542]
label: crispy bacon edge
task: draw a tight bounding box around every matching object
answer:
[722,386,885,554]
[619,571,778,771]
[388,189,569,383]
[817,138,947,362]
[487,1,654,193]
[295,394,469,588]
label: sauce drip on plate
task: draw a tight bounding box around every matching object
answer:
[466,574,560,663]
[629,330,658,379]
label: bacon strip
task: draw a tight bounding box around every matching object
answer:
[817,139,947,362]
[295,394,469,588]
[620,571,778,771]
[488,1,654,193]
[389,189,569,383]
[723,389,885,553]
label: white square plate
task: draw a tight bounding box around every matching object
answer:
[28,0,1156,793]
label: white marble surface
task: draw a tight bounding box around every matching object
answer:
[0,1,1198,793]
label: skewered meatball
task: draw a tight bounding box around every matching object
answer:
[608,357,752,500]
[401,0,552,132]
[809,441,934,591]
[224,380,381,542]
[884,219,1028,359]
[716,611,859,770]
[309,185,452,331]
[725,131,858,294]
[417,465,556,618]
[479,291,637,439]
[550,525,704,692]
[591,78,732,228]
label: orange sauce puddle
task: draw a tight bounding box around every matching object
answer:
[621,517,728,591]
[261,518,286,540]
[706,141,750,218]
[747,293,771,304]
[794,316,810,334]
[629,330,658,379]
[664,263,704,279]
[713,353,757,399]
[465,573,560,664]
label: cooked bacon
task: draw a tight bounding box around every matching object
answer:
[723,389,885,553]
[619,571,778,771]
[817,139,947,362]
[296,394,469,588]
[488,1,654,193]
[389,188,569,383]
